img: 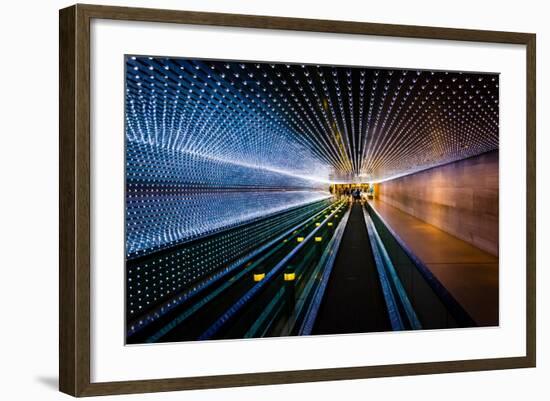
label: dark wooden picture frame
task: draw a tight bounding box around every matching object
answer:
[59,3,536,397]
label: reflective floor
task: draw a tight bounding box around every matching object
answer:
[126,199,495,344]
[369,199,499,326]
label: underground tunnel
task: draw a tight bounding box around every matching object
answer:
[124,57,499,344]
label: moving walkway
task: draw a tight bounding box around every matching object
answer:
[127,198,475,344]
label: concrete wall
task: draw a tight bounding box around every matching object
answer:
[376,151,498,256]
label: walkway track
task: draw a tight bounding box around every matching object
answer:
[312,202,392,335]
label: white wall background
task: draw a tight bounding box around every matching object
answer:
[0,0,547,399]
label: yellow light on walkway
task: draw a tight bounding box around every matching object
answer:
[315,237,322,242]
[297,237,304,242]
[253,273,265,282]
[284,272,296,281]
[327,222,333,227]
[315,222,321,226]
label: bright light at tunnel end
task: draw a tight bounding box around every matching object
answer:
[124,55,499,256]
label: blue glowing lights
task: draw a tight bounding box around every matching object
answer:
[125,56,498,257]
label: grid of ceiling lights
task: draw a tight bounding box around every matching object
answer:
[125,56,498,256]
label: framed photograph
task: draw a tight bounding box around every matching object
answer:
[59,4,536,397]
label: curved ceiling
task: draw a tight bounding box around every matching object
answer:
[126,56,498,183]
[125,56,499,257]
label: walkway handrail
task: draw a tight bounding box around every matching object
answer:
[198,202,346,340]
[364,207,421,330]
[128,200,337,337]
[299,205,351,335]
[366,201,476,327]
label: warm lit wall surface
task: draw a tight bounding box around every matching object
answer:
[377,151,498,256]
[368,199,498,326]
